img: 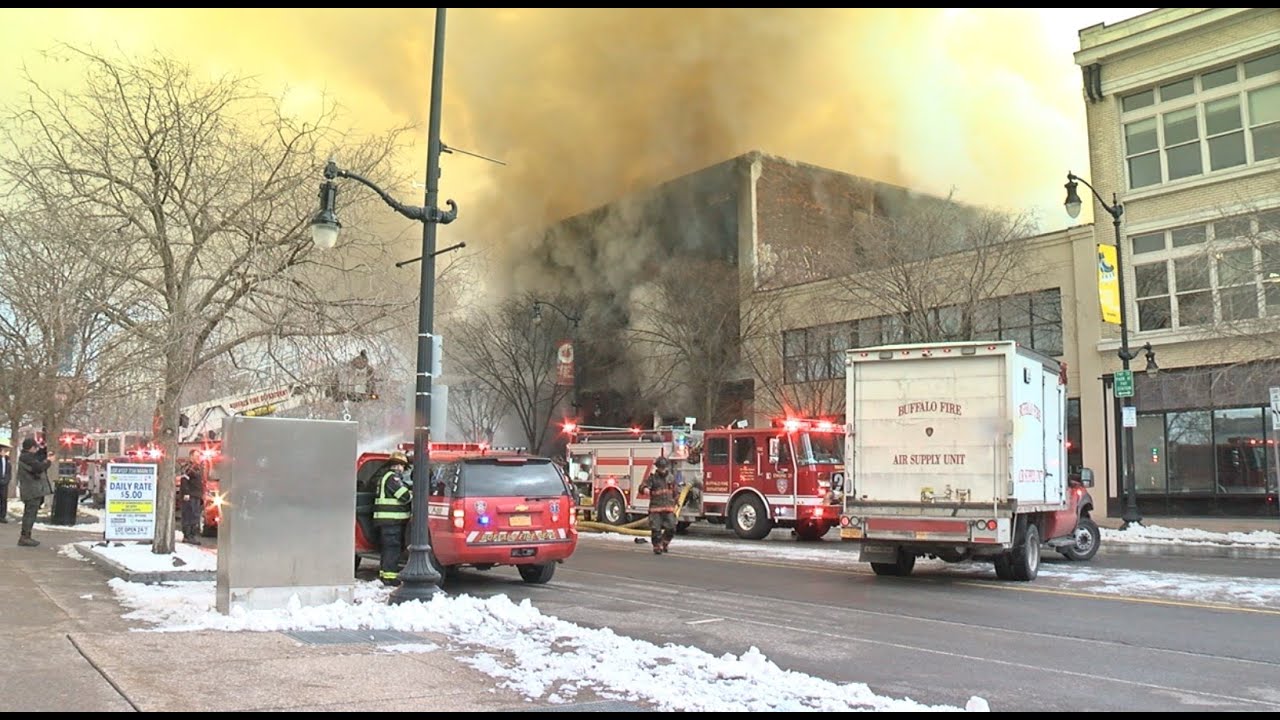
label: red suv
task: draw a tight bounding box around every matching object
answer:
[355,451,578,585]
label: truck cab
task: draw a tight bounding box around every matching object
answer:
[699,419,845,540]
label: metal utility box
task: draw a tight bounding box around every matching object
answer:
[216,416,357,614]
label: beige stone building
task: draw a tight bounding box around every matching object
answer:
[1072,8,1279,521]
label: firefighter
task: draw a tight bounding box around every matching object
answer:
[644,456,679,555]
[373,451,413,586]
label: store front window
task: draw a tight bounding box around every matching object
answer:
[1166,410,1213,494]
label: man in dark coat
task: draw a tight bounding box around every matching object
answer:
[16,438,53,547]
[179,450,206,544]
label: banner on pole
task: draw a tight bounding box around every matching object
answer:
[555,340,575,386]
[1097,244,1121,325]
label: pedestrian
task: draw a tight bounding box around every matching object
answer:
[0,445,11,523]
[644,456,679,555]
[179,449,206,544]
[373,451,413,586]
[16,437,54,547]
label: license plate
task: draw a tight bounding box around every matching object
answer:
[511,548,536,558]
[508,514,531,527]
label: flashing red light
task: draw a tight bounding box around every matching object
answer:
[783,418,803,433]
[147,447,163,460]
[563,421,578,434]
[199,448,219,462]
[816,420,834,433]
[630,426,642,434]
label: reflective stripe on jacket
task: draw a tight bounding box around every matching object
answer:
[646,469,678,513]
[374,470,412,522]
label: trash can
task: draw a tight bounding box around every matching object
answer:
[51,484,79,526]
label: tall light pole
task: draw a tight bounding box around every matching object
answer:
[1064,171,1156,530]
[311,8,456,602]
[532,300,582,415]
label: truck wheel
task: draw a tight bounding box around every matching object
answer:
[518,562,556,584]
[1010,523,1041,581]
[794,521,828,542]
[598,491,627,526]
[730,495,773,540]
[993,555,1015,580]
[1060,517,1100,562]
[870,548,916,576]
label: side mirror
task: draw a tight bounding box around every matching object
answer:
[768,437,780,465]
[1078,467,1094,487]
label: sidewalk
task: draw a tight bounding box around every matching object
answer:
[0,509,632,712]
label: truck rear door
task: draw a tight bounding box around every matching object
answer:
[850,348,1007,505]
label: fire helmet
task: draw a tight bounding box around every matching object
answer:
[388,451,409,465]
[654,456,670,470]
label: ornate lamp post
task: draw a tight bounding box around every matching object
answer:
[1064,172,1157,530]
[311,8,456,602]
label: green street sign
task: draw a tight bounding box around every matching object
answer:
[1114,369,1134,398]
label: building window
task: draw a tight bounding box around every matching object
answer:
[781,289,1065,384]
[1130,213,1280,332]
[1067,398,1083,472]
[782,321,854,384]
[1138,407,1275,503]
[1166,410,1214,494]
[1119,50,1280,190]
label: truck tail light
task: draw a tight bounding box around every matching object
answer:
[452,501,466,529]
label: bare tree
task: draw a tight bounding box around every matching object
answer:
[0,210,143,468]
[826,196,1041,342]
[0,46,411,553]
[740,293,847,421]
[626,257,768,427]
[445,293,576,453]
[449,380,505,444]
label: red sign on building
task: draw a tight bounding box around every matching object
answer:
[555,340,575,386]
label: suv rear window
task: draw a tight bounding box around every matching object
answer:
[459,459,567,498]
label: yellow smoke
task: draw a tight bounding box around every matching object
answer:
[0,8,1144,283]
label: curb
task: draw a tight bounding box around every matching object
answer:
[78,542,216,583]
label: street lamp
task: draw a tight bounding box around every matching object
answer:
[1064,171,1156,530]
[311,8,457,603]
[531,300,581,412]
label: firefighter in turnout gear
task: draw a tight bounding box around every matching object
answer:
[644,456,678,554]
[374,451,413,585]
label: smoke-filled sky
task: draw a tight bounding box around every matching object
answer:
[0,8,1153,276]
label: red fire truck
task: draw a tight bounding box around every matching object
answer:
[566,418,846,541]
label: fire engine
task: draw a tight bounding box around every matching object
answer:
[566,418,846,541]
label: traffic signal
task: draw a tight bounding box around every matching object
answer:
[1150,446,1160,464]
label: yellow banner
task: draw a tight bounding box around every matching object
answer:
[1097,244,1121,325]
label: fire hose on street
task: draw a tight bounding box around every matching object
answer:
[576,484,694,540]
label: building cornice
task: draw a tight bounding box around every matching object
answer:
[1075,8,1262,67]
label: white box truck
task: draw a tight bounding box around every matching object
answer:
[838,340,1099,581]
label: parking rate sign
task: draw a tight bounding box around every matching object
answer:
[104,463,158,541]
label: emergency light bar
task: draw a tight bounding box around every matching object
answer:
[770,417,843,433]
